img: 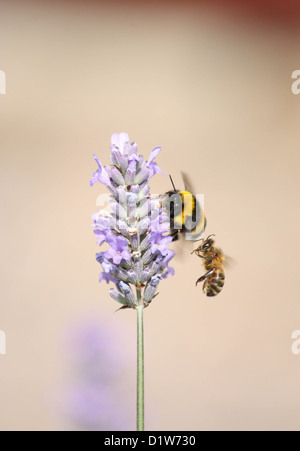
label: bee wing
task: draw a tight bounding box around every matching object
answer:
[224,255,236,269]
[181,171,196,194]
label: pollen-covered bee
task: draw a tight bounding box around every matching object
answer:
[162,172,206,242]
[192,235,225,297]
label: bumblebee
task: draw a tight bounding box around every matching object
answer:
[162,172,206,242]
[192,235,225,297]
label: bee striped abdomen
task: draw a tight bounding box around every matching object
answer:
[204,269,225,297]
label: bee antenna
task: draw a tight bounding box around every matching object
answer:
[207,234,216,240]
[193,238,204,243]
[169,175,176,191]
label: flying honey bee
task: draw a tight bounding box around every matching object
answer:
[162,172,206,242]
[191,234,225,297]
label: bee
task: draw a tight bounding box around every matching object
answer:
[192,234,225,297]
[162,172,206,242]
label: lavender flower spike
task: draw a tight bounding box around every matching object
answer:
[91,133,174,308]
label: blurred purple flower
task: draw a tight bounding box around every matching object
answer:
[64,384,130,431]
[55,318,133,431]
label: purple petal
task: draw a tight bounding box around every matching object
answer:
[104,248,122,265]
[121,249,131,261]
[96,253,114,273]
[148,161,166,179]
[94,229,106,244]
[90,154,111,186]
[106,234,128,251]
[148,146,161,165]
[111,133,130,154]
[128,153,140,163]
[99,272,118,284]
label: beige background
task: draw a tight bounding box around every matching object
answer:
[1,0,300,431]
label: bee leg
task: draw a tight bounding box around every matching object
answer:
[195,268,215,286]
[206,234,215,240]
[169,229,179,242]
[191,250,211,261]
[199,255,212,262]
[193,253,211,262]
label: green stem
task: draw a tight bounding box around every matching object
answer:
[136,289,144,431]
